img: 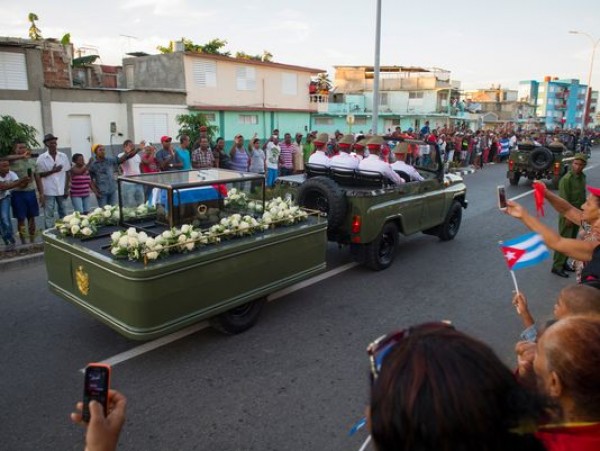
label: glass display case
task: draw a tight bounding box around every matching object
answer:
[117,169,266,232]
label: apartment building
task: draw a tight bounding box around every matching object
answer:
[124,51,324,142]
[311,65,478,134]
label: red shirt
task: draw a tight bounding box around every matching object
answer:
[536,423,600,451]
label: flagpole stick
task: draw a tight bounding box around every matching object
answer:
[510,270,521,314]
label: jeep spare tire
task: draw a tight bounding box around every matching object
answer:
[297,176,347,229]
[529,147,554,171]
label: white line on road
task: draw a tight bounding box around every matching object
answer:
[508,163,597,202]
[80,261,359,371]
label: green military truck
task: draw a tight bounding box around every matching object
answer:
[293,143,468,270]
[507,141,576,188]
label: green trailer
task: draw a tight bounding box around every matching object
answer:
[43,169,327,340]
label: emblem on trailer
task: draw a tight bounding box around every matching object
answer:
[76,265,90,295]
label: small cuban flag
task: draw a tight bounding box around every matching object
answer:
[499,232,550,270]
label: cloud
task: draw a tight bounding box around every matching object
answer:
[119,0,217,20]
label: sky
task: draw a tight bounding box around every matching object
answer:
[2,0,600,92]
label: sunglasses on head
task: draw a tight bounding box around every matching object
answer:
[367,321,454,381]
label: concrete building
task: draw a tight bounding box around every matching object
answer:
[518,77,590,129]
[463,85,535,128]
[312,65,480,135]
[124,51,324,144]
[0,37,186,159]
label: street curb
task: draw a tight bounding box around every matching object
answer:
[1,251,44,270]
[449,167,476,176]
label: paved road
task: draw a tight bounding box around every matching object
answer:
[2,155,598,450]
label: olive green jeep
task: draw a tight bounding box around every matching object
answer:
[507,141,576,189]
[277,143,468,270]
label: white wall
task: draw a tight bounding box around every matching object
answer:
[132,104,189,145]
[50,102,128,148]
[0,100,44,145]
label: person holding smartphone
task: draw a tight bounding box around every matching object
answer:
[71,389,127,451]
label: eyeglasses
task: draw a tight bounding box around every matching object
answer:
[367,321,454,381]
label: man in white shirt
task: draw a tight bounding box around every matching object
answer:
[358,136,403,185]
[118,139,144,206]
[391,156,424,181]
[307,133,331,167]
[330,135,359,170]
[36,134,72,228]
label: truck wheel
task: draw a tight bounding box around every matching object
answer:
[210,298,266,334]
[509,173,520,186]
[529,147,554,171]
[438,201,462,241]
[365,222,399,271]
[297,176,347,229]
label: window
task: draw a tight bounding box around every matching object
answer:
[236,66,256,91]
[0,52,28,90]
[140,113,168,143]
[353,117,367,126]
[379,92,389,106]
[238,114,258,125]
[199,113,216,122]
[314,117,333,125]
[409,91,424,99]
[193,60,217,87]
[282,73,297,96]
[538,85,545,93]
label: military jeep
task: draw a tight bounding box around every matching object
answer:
[507,141,575,189]
[279,142,468,270]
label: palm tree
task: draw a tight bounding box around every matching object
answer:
[28,13,42,40]
[316,72,332,92]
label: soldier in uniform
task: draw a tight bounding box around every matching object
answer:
[551,153,587,278]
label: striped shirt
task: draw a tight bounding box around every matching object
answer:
[70,172,91,197]
[279,142,294,169]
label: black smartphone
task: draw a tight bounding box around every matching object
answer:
[82,363,111,423]
[497,185,507,210]
[27,168,33,178]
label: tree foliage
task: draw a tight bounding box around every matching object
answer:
[176,113,219,148]
[157,37,230,56]
[235,50,273,62]
[0,115,40,157]
[28,12,42,40]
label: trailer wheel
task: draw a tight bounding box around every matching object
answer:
[210,298,266,334]
[365,222,399,271]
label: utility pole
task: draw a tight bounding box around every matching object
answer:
[372,0,382,135]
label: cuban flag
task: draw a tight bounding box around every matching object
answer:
[499,232,550,270]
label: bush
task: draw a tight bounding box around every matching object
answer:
[0,115,39,157]
[176,113,219,148]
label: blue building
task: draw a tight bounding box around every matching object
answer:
[518,77,588,129]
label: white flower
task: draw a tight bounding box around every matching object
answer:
[118,236,129,247]
[162,230,172,239]
[145,237,156,248]
[230,219,239,228]
[103,210,112,218]
[248,201,256,210]
[127,227,137,237]
[112,211,120,220]
[71,225,80,235]
[255,204,263,212]
[104,205,113,210]
[81,227,93,236]
[220,218,229,226]
[93,208,103,215]
[63,214,74,222]
[81,218,90,227]
[146,251,159,260]
[190,231,199,240]
[239,222,249,231]
[69,217,81,226]
[127,237,139,248]
[137,232,148,244]
[178,235,188,244]
[185,242,194,251]
[154,244,164,252]
[111,247,120,255]
[180,224,191,234]
[229,188,238,195]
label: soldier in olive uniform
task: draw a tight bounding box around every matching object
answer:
[551,153,587,278]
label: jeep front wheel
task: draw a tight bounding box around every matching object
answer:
[438,201,462,241]
[365,222,399,271]
[509,172,520,186]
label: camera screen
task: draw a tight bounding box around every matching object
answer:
[85,367,108,395]
[498,188,507,207]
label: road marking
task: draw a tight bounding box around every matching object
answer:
[80,261,359,371]
[508,163,597,202]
